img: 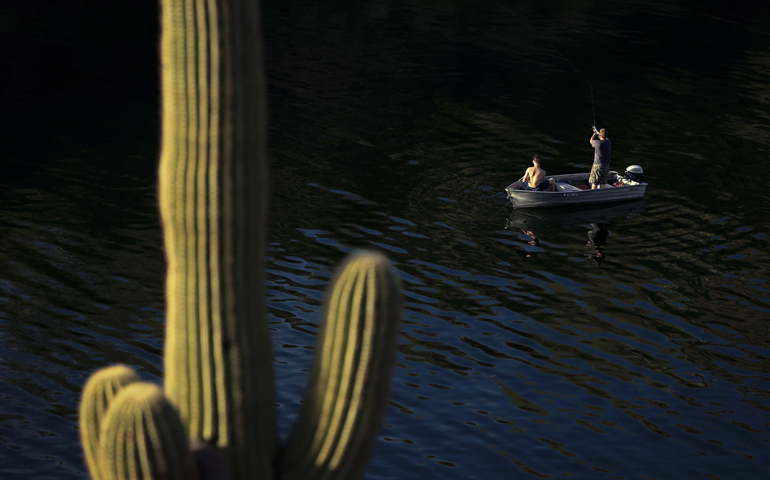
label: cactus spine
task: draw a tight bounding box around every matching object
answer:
[98,382,192,480]
[79,1,402,479]
[80,365,141,480]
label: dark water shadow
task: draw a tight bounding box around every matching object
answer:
[505,199,646,230]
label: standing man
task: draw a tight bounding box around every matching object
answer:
[589,126,611,189]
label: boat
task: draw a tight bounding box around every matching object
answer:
[505,165,647,208]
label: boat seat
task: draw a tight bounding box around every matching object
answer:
[555,182,581,192]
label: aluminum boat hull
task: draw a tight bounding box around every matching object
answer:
[505,171,647,208]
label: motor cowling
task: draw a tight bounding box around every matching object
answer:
[624,165,644,181]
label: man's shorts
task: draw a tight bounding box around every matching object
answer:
[524,179,551,191]
[589,164,610,185]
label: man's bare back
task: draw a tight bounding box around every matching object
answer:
[519,155,555,192]
[523,165,546,188]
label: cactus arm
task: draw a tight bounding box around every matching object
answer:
[158,0,276,478]
[79,365,142,480]
[98,382,192,480]
[282,251,403,480]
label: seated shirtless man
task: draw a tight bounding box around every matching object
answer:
[521,155,555,191]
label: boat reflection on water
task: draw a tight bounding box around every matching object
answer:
[504,200,645,263]
[585,222,608,266]
[505,199,646,231]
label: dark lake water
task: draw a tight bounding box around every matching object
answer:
[2,1,770,479]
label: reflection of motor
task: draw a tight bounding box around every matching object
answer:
[616,165,645,186]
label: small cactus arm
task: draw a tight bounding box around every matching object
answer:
[98,382,192,480]
[283,251,403,480]
[79,365,141,480]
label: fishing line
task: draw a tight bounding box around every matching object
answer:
[488,0,596,126]
[493,201,513,217]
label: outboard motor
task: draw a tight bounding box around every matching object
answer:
[624,165,645,182]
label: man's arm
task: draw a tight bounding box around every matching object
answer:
[590,127,599,144]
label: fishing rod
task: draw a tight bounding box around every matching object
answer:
[489,0,596,127]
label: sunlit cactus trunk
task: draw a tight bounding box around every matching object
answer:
[158,0,276,478]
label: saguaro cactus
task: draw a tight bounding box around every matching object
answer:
[77,1,403,480]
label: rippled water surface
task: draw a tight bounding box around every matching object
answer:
[2,1,770,479]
